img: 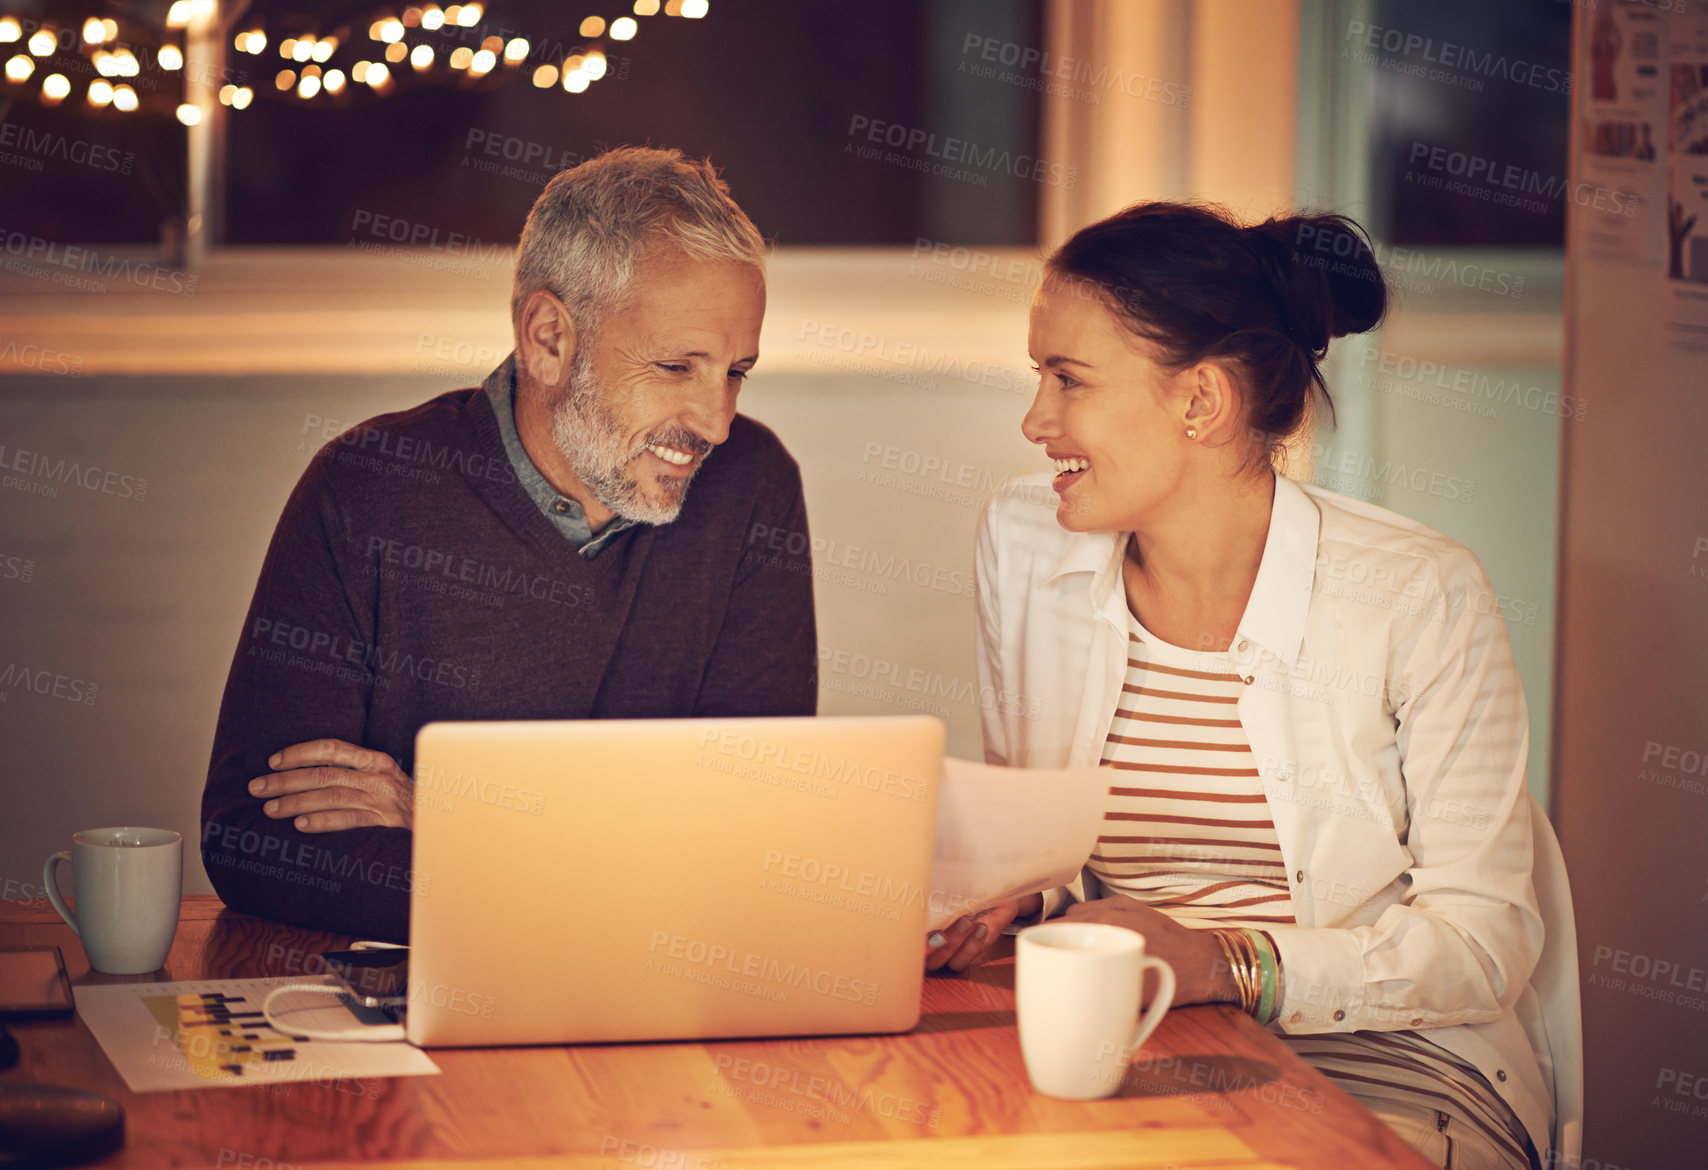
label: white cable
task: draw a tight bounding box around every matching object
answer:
[261,980,406,1043]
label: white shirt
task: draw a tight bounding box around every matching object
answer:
[974,471,1554,1161]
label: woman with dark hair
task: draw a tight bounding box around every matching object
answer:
[925,203,1549,1170]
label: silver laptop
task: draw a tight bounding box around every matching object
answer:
[405,715,944,1047]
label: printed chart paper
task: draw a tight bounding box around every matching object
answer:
[927,758,1107,932]
[74,976,439,1093]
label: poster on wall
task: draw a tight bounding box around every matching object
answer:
[1579,0,1668,262]
[1665,1,1708,343]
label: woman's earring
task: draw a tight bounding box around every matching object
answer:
[1185,426,1198,440]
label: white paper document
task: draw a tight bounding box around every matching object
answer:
[926,757,1108,932]
[74,976,440,1093]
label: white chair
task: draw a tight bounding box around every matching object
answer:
[1527,794,1584,1168]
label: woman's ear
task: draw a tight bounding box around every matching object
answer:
[1182,360,1243,440]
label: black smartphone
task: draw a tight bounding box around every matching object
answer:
[0,946,75,1019]
[320,947,409,1011]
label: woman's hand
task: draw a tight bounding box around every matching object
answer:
[1063,898,1239,1006]
[925,894,1042,972]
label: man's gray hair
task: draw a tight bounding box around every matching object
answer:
[510,146,766,342]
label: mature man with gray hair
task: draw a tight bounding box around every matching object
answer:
[201,148,816,941]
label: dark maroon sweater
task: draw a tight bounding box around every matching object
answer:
[201,385,816,942]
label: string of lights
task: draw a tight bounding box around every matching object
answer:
[0,0,709,123]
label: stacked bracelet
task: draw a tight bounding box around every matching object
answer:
[1249,930,1277,1025]
[1213,928,1284,1026]
[1213,931,1244,1012]
[1213,929,1258,1018]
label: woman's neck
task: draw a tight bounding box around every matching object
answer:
[1123,471,1275,648]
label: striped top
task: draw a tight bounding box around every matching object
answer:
[1093,613,1535,1169]
[1092,624,1293,925]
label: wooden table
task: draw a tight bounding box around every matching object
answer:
[1,897,1429,1170]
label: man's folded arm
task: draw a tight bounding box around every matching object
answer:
[693,461,817,718]
[201,457,411,943]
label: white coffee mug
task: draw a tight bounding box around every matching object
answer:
[1015,921,1176,1099]
[44,827,182,974]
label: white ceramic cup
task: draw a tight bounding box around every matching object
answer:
[44,827,183,974]
[1015,921,1176,1099]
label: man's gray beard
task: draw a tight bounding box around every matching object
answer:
[547,349,695,526]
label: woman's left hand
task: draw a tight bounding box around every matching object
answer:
[925,898,1034,973]
[1063,898,1239,1007]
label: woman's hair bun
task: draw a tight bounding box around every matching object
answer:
[1046,200,1389,463]
[1245,213,1388,352]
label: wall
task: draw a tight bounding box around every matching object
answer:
[1556,7,1708,1167]
[1041,0,1299,245]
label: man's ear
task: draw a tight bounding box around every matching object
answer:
[516,289,578,388]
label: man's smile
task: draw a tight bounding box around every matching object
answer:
[645,441,699,468]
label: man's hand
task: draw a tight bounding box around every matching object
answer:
[248,739,414,833]
[925,894,1042,972]
[1062,897,1236,1006]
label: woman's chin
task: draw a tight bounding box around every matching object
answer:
[1054,496,1102,532]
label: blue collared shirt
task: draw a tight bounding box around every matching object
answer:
[483,358,637,559]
